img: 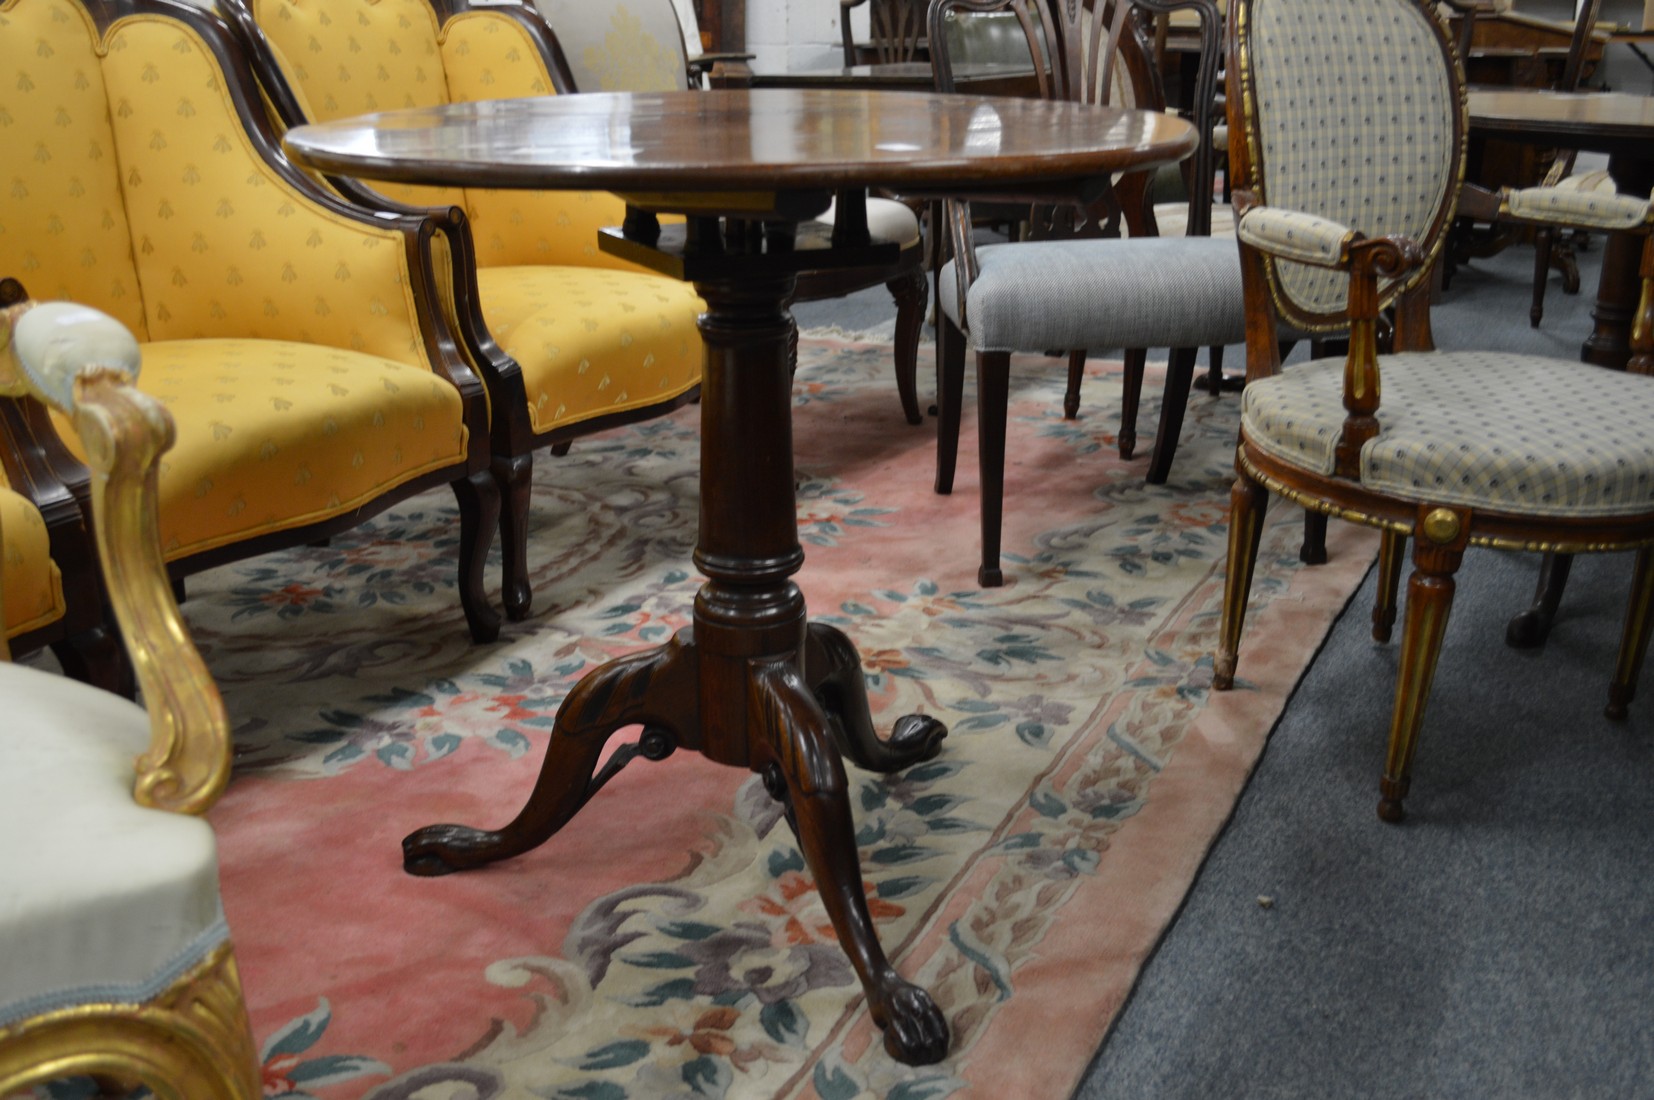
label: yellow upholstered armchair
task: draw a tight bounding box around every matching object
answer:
[0,0,502,643]
[1,334,124,688]
[222,0,708,622]
[0,298,258,1097]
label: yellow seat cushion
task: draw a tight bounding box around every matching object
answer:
[475,267,704,435]
[1,484,65,639]
[51,339,468,561]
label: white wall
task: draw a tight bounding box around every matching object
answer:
[745,0,853,73]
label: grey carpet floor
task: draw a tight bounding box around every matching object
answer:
[797,211,1654,1098]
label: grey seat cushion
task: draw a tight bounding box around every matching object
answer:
[938,236,1247,354]
[1243,352,1654,518]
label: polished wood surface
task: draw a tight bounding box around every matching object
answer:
[1468,88,1654,156]
[742,59,1041,96]
[283,88,1198,199]
[1469,88,1654,370]
[287,87,1195,1067]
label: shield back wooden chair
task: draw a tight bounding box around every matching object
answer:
[841,0,928,64]
[224,0,708,623]
[0,0,502,642]
[0,298,258,1098]
[930,0,1237,586]
[1215,0,1654,821]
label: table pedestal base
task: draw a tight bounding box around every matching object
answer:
[403,254,952,1065]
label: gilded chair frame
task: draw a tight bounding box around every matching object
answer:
[0,297,258,1098]
[222,0,706,622]
[1215,0,1654,821]
[1,0,504,641]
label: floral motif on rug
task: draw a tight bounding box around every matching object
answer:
[146,340,1374,1100]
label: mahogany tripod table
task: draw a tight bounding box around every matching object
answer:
[285,87,1195,1065]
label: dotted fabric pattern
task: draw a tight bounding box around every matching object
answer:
[1242,352,1654,518]
[1236,206,1354,266]
[1246,0,1456,320]
[1506,185,1654,231]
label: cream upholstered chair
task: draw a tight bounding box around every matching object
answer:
[1215,0,1654,822]
[0,0,502,642]
[0,299,258,1097]
[227,0,708,621]
[538,0,934,426]
[931,0,1237,586]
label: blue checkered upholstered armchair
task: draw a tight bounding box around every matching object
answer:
[1214,0,1654,822]
[931,0,1236,588]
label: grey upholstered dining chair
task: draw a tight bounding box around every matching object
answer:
[931,0,1239,587]
[1215,0,1654,822]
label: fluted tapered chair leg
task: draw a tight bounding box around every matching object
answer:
[934,314,967,495]
[1380,540,1464,824]
[1607,547,1654,720]
[976,350,1012,588]
[1119,347,1147,460]
[1372,528,1407,643]
[1214,472,1268,691]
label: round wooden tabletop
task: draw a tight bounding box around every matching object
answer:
[282,88,1197,198]
[1467,89,1654,158]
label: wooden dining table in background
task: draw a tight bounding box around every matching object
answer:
[1468,87,1654,371]
[285,87,1196,1066]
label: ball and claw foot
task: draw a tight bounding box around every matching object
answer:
[875,978,950,1066]
[402,824,502,877]
[886,713,948,766]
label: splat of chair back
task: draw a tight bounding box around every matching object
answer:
[842,0,926,64]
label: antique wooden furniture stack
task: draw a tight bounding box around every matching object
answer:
[223,0,708,622]
[0,0,503,643]
[0,298,259,1097]
[1215,0,1654,821]
[931,0,1238,587]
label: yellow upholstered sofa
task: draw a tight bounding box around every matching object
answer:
[0,0,503,642]
[224,0,708,621]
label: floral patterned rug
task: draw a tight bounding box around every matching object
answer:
[173,339,1371,1099]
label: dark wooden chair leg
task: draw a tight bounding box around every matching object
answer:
[450,468,502,645]
[1379,529,1465,824]
[1300,512,1330,565]
[50,624,130,697]
[495,452,533,622]
[934,314,966,495]
[1530,227,1556,327]
[1214,471,1268,691]
[1062,349,1086,420]
[887,268,927,425]
[1372,528,1407,643]
[1118,347,1147,460]
[1145,346,1198,485]
[1607,547,1654,720]
[1506,551,1573,649]
[976,350,1012,587]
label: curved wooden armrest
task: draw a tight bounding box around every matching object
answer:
[1,301,231,815]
